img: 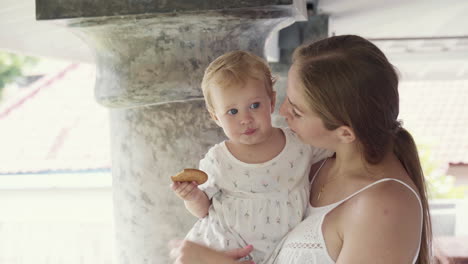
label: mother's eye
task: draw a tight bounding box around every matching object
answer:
[228,108,238,115]
[250,102,260,109]
[292,108,301,118]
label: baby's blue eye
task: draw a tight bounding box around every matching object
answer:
[250,102,260,109]
[228,109,238,115]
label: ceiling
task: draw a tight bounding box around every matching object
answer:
[318,0,468,38]
[318,0,468,78]
[1,0,468,78]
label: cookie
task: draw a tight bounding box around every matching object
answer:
[171,168,208,185]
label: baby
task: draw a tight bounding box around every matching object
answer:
[171,51,331,263]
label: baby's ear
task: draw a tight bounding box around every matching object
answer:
[209,111,221,126]
[270,91,277,113]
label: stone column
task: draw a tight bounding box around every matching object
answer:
[36,1,307,263]
[272,13,329,127]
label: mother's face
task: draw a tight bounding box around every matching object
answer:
[279,64,335,149]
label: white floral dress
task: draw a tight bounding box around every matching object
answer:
[185,128,332,264]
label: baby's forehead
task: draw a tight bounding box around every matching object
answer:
[211,76,256,92]
[212,84,268,106]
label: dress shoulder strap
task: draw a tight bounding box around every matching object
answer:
[339,178,422,206]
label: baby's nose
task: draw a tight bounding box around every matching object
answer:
[240,112,253,124]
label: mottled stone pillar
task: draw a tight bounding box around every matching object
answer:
[36,1,307,263]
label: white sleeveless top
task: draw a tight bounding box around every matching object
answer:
[267,159,423,264]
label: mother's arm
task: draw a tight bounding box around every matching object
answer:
[169,240,255,264]
[335,181,422,264]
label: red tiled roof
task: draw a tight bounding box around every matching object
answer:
[0,63,111,174]
[399,80,468,165]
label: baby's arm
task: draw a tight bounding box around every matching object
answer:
[172,181,211,218]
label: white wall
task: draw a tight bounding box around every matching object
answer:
[0,180,114,264]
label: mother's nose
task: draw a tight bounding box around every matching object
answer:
[279,99,289,118]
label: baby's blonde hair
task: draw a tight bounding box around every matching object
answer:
[201,50,276,114]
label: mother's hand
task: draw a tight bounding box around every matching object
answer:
[169,239,255,264]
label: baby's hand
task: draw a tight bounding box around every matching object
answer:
[171,181,203,201]
[169,239,254,264]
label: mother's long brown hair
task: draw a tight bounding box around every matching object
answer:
[293,35,432,263]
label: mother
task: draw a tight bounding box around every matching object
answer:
[170,35,432,264]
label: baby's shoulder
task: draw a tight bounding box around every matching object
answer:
[280,127,318,155]
[280,127,295,139]
[200,141,229,165]
[279,127,303,148]
[204,141,227,156]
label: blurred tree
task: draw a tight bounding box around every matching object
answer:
[0,51,38,99]
[418,141,466,199]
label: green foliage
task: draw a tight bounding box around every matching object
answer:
[0,51,39,94]
[417,141,467,199]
